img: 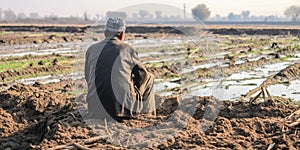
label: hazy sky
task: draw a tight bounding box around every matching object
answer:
[1,0,299,17]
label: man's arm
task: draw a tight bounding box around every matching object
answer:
[84,49,90,82]
[110,45,142,114]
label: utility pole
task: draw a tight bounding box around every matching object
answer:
[183,3,186,20]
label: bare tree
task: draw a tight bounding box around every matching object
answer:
[83,10,89,21]
[0,8,2,20]
[49,13,58,20]
[191,4,211,21]
[215,14,221,21]
[139,10,150,20]
[155,11,162,19]
[228,12,242,21]
[29,12,40,19]
[285,5,300,22]
[3,9,17,20]
[241,10,250,20]
[132,13,138,19]
[106,11,127,19]
[17,12,26,19]
[96,14,100,21]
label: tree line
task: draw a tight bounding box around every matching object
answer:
[0,4,299,22]
[0,9,44,20]
[104,4,300,23]
[192,4,300,22]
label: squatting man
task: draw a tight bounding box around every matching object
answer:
[85,17,156,121]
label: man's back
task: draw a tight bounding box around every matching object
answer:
[85,37,139,119]
[85,17,156,120]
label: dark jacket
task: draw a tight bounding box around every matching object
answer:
[85,37,141,119]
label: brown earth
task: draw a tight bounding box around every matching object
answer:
[0,80,299,149]
[169,96,299,149]
[0,31,182,46]
[1,25,300,46]
[0,32,89,46]
[0,25,89,33]
[127,26,300,37]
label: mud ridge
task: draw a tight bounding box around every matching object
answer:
[0,65,71,81]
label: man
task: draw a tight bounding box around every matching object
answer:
[85,17,155,121]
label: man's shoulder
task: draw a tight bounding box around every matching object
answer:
[86,40,107,54]
[88,41,104,49]
[114,40,135,51]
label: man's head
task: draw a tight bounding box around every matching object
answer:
[105,17,126,41]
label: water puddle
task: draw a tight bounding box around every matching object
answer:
[139,51,184,58]
[190,78,299,101]
[0,48,80,58]
[154,82,180,92]
[268,80,300,100]
[144,57,184,64]
[181,61,224,74]
[17,72,84,85]
[189,61,299,101]
[254,62,293,76]
[128,38,184,48]
[0,41,94,58]
[128,36,215,49]
[227,62,293,80]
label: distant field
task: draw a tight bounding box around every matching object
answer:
[1,24,300,35]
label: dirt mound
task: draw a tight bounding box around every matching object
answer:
[147,65,179,78]
[0,82,83,149]
[0,82,299,149]
[0,32,89,45]
[275,63,300,81]
[127,26,300,36]
[156,95,180,116]
[183,96,300,149]
[194,97,298,119]
[0,108,24,137]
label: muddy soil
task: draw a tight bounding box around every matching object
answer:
[0,65,71,82]
[0,25,89,33]
[0,32,89,46]
[1,25,300,46]
[128,26,300,36]
[2,25,300,36]
[178,97,300,149]
[0,31,181,46]
[0,80,299,149]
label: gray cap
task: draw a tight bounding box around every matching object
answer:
[105,17,126,32]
